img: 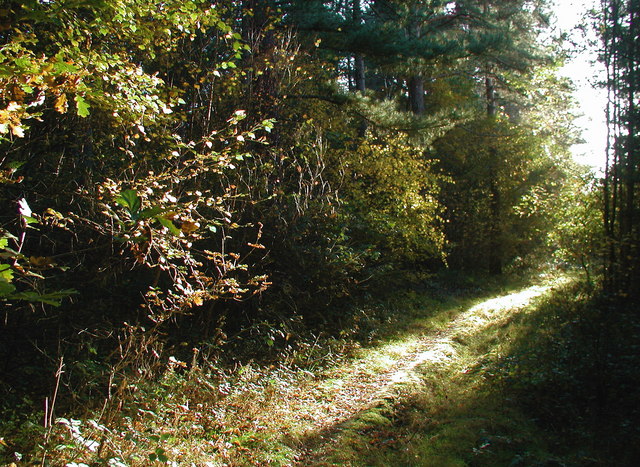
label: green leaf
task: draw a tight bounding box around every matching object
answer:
[0,278,16,297]
[53,60,79,74]
[139,206,165,219]
[157,216,181,235]
[7,161,25,170]
[0,263,13,281]
[115,189,142,215]
[75,95,90,118]
[11,289,77,306]
[0,248,23,260]
[155,447,168,463]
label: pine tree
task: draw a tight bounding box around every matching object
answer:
[601,0,640,298]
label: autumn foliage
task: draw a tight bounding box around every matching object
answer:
[0,0,602,440]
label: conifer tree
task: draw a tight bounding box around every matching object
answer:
[601,0,640,298]
[430,0,577,273]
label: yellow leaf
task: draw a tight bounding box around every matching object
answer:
[29,256,54,268]
[54,93,68,113]
[44,208,64,220]
[180,220,199,234]
[10,124,24,138]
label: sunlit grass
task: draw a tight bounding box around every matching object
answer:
[20,272,578,466]
[310,274,574,466]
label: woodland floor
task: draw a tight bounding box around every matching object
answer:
[290,275,571,466]
[8,271,633,466]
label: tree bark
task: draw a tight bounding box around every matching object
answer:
[353,0,367,136]
[407,9,425,115]
[409,75,425,115]
[485,73,503,275]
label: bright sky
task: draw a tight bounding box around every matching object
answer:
[551,0,608,172]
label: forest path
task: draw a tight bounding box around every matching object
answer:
[30,273,572,466]
[286,274,569,465]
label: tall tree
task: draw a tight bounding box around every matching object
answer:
[601,0,640,298]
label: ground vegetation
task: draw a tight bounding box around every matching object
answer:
[0,0,635,465]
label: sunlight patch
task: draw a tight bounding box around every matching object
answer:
[388,340,458,384]
[467,285,549,314]
[381,278,569,389]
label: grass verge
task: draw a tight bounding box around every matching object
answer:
[5,270,631,466]
[307,275,640,466]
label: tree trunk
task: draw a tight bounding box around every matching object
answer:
[353,0,367,136]
[623,2,639,298]
[242,0,278,123]
[409,75,425,115]
[486,74,503,275]
[603,0,640,297]
[407,9,425,115]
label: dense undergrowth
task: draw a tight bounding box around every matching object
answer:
[1,2,604,464]
[3,269,637,466]
[0,268,523,465]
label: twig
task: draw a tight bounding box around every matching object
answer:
[41,357,64,467]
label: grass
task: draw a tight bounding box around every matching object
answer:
[306,273,640,467]
[305,274,570,466]
[4,270,632,466]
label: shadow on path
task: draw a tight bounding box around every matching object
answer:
[291,277,573,466]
